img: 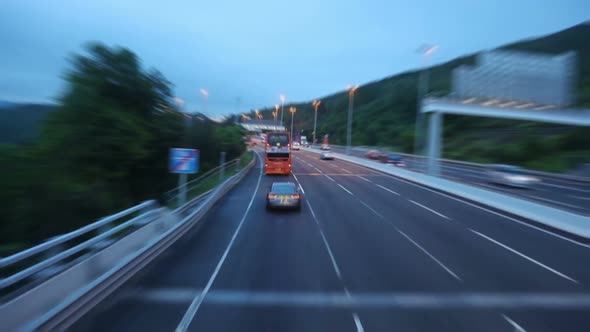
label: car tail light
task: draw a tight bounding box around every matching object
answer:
[268,194,278,199]
[288,164,291,167]
[291,194,300,199]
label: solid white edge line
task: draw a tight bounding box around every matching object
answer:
[470,229,579,284]
[314,167,323,173]
[175,152,264,332]
[386,174,590,249]
[397,229,462,282]
[376,184,400,196]
[501,314,527,332]
[408,199,451,220]
[337,183,354,195]
[359,200,384,219]
[306,200,363,332]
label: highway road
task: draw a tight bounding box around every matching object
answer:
[326,145,590,216]
[72,148,590,331]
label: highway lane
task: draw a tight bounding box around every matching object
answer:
[323,145,590,215]
[71,148,590,331]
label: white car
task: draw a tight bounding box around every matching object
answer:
[320,152,334,160]
[320,144,331,150]
[292,142,301,150]
[486,164,540,188]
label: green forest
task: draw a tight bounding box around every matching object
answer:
[255,23,590,172]
[0,44,246,251]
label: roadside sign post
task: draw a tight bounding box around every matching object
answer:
[169,148,199,207]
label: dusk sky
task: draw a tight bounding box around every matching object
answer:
[1,0,589,118]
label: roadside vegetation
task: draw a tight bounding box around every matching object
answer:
[0,44,246,252]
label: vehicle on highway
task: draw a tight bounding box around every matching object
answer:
[265,132,292,175]
[320,152,334,160]
[383,153,406,167]
[266,182,302,211]
[486,164,540,188]
[320,144,331,150]
[292,141,301,150]
[301,136,309,147]
[366,150,386,160]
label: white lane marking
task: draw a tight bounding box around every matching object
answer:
[341,168,353,174]
[470,229,579,284]
[397,229,462,282]
[306,200,364,332]
[385,175,590,249]
[522,194,586,210]
[306,200,342,280]
[353,313,365,332]
[408,200,451,221]
[376,184,400,196]
[358,176,373,183]
[570,195,590,201]
[325,175,336,182]
[502,314,527,332]
[337,183,354,195]
[542,182,590,193]
[318,150,590,248]
[359,200,384,219]
[175,153,264,332]
[291,173,305,194]
[329,163,340,168]
[314,167,323,173]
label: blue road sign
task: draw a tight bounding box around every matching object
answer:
[169,148,199,174]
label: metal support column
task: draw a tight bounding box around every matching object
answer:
[426,111,442,176]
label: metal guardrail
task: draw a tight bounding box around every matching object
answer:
[27,151,258,331]
[1,151,253,297]
[0,200,159,292]
[323,144,590,182]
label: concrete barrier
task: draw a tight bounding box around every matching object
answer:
[303,147,590,238]
[0,154,257,332]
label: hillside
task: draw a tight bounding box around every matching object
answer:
[0,103,55,144]
[253,22,590,172]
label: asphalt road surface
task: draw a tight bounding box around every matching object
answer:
[325,145,590,216]
[72,148,590,332]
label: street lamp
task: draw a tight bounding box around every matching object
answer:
[274,104,279,125]
[200,88,209,115]
[414,44,438,169]
[312,100,321,145]
[280,94,286,129]
[346,85,359,155]
[289,106,296,139]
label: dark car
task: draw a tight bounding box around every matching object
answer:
[266,182,302,211]
[366,150,386,160]
[383,153,406,167]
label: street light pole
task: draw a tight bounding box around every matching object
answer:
[289,106,296,139]
[346,86,358,155]
[280,94,286,130]
[414,44,438,170]
[274,104,279,126]
[200,88,208,116]
[312,100,321,146]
